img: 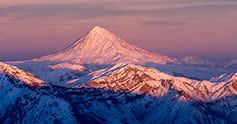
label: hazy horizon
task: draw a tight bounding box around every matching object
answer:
[1,0,237,63]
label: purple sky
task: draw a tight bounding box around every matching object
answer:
[0,0,237,62]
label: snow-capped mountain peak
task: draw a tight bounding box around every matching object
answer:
[86,26,119,41]
[63,26,122,52]
[38,26,176,65]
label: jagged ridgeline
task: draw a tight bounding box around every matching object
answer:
[0,62,237,123]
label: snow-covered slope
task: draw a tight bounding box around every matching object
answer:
[0,62,47,87]
[8,60,89,85]
[210,72,236,82]
[0,64,77,123]
[37,26,176,65]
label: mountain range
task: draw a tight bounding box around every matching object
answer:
[1,26,237,124]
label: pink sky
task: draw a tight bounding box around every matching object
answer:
[0,0,237,62]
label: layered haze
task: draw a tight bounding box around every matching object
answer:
[0,0,237,62]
